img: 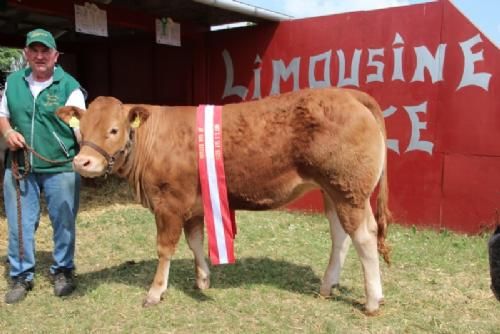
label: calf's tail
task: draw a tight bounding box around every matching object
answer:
[375,162,392,265]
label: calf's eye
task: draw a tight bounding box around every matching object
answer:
[110,128,118,135]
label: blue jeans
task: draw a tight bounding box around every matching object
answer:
[3,169,81,281]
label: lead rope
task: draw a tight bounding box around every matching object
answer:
[10,145,73,261]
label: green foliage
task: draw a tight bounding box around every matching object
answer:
[0,47,22,74]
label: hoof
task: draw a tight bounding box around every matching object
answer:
[319,287,332,297]
[364,308,380,317]
[317,293,330,300]
[142,295,161,308]
[364,300,382,316]
[196,277,210,290]
[319,283,339,297]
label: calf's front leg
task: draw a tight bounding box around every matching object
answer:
[143,211,183,307]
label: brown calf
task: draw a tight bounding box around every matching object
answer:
[57,87,392,314]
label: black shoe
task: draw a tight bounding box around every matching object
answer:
[53,269,76,297]
[5,277,33,304]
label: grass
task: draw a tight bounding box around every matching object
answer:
[0,177,499,333]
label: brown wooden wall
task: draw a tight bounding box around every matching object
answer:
[70,37,197,106]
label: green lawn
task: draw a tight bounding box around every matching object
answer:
[0,179,498,333]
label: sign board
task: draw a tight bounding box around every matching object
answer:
[75,2,108,37]
[156,18,181,46]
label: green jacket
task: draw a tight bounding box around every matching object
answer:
[5,66,81,172]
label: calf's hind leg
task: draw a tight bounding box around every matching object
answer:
[184,216,210,290]
[337,200,383,315]
[320,193,351,297]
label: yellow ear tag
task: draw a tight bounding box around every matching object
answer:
[131,116,141,128]
[69,116,80,128]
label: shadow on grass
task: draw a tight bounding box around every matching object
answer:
[71,258,367,310]
[1,252,364,310]
[73,257,324,301]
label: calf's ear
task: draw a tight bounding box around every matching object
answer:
[128,106,150,129]
[56,106,86,124]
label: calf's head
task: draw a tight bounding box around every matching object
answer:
[57,96,149,177]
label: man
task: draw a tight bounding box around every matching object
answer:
[0,28,86,304]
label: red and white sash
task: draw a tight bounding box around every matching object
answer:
[196,105,236,265]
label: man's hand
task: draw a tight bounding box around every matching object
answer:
[4,129,26,151]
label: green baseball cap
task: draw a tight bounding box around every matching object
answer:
[25,28,57,49]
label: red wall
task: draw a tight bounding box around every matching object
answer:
[202,0,500,233]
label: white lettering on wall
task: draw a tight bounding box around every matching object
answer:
[221,33,492,99]
[404,101,434,154]
[222,33,492,98]
[457,34,492,91]
[383,106,400,154]
[271,57,301,95]
[411,44,446,83]
[252,54,262,100]
[309,50,332,88]
[222,49,248,100]
[383,102,434,155]
[337,49,362,87]
[367,48,385,83]
[392,33,405,81]
[219,32,493,156]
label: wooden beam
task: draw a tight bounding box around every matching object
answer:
[7,0,155,32]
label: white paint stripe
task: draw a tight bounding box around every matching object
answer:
[204,105,229,263]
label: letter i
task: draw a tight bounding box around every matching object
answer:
[392,33,406,82]
[252,54,262,100]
